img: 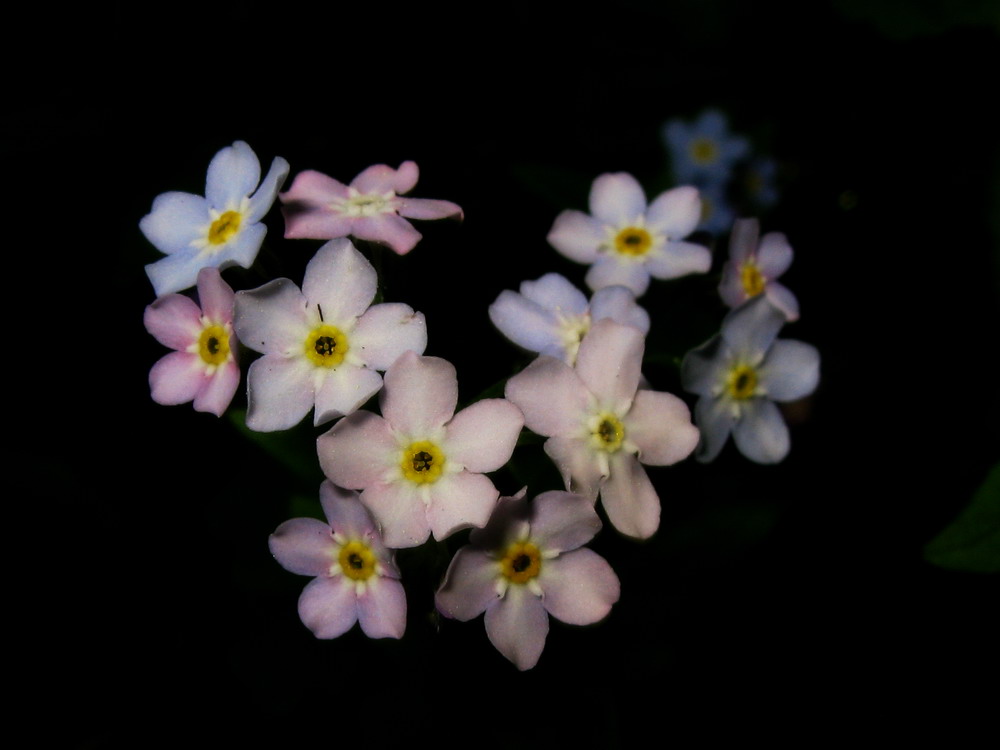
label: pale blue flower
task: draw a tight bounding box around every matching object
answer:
[744,157,779,209]
[681,295,819,464]
[663,109,750,187]
[696,181,736,236]
[141,141,289,296]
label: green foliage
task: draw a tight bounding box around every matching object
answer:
[924,462,1000,573]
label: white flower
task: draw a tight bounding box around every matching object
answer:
[141,141,289,296]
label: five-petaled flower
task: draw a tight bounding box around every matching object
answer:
[140,140,289,296]
[489,272,649,365]
[435,489,620,671]
[279,161,463,255]
[317,352,524,549]
[505,319,700,539]
[681,294,819,464]
[718,218,799,321]
[143,266,240,417]
[662,108,750,186]
[269,481,406,640]
[233,238,427,432]
[547,172,711,297]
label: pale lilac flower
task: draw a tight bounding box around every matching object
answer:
[718,218,800,321]
[505,319,700,540]
[143,266,239,417]
[280,161,463,255]
[141,141,289,296]
[681,295,819,464]
[234,238,427,432]
[270,481,406,640]
[317,352,524,549]
[662,108,750,187]
[547,172,710,297]
[435,489,619,671]
[488,273,649,365]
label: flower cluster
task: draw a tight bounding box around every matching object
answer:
[140,124,819,670]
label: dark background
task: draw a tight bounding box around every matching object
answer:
[13,1,998,745]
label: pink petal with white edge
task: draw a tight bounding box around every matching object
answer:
[645,186,702,238]
[575,319,644,415]
[351,214,423,255]
[149,352,206,406]
[427,471,501,541]
[234,279,310,356]
[435,547,502,621]
[585,255,651,296]
[144,293,202,350]
[269,517,335,577]
[192,362,240,417]
[527,491,601,554]
[485,584,549,671]
[317,411,398,489]
[589,172,647,226]
[356,577,407,639]
[757,232,794,278]
[504,356,590,438]
[282,207,356,240]
[352,161,419,195]
[361,482,430,549]
[645,241,712,280]
[245,355,316,432]
[396,197,463,220]
[539,548,620,625]
[351,304,427,371]
[280,169,351,204]
[625,390,699,466]
[547,210,605,264]
[445,399,523,473]
[544,436,606,502]
[600,451,661,539]
[195,267,235,324]
[313,365,384,425]
[205,141,260,209]
[381,353,458,437]
[301,239,377,326]
[298,576,359,639]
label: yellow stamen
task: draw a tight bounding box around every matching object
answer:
[338,540,377,582]
[740,261,766,297]
[727,364,758,401]
[207,211,242,245]
[400,440,445,484]
[304,324,349,368]
[613,227,653,256]
[591,413,625,453]
[499,541,542,585]
[198,324,230,366]
[690,137,719,165]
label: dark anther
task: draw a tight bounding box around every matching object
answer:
[412,451,434,472]
[512,554,532,573]
[624,233,642,245]
[315,336,337,356]
[598,420,617,442]
[348,553,364,570]
[207,337,220,355]
[735,372,751,391]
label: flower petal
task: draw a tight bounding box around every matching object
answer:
[718,260,747,309]
[140,191,209,255]
[693,395,735,463]
[528,490,601,553]
[504,355,590,438]
[246,155,291,223]
[301,239,377,325]
[519,273,589,314]
[234,278,309,355]
[728,218,760,264]
[351,214,423,255]
[281,169,351,204]
[625,390,699,466]
[319,482,375,537]
[733,399,790,464]
[485,585,549,671]
[149,352,206,406]
[396,197,463,220]
[759,340,820,402]
[352,161,419,194]
[757,231,794,277]
[575,319,643,414]
[721,295,786,359]
[445,399,523,473]
[584,255,651,296]
[357,577,407,639]
[244,355,316,432]
[589,286,650,335]
[488,291,561,353]
[765,282,800,322]
[645,186,702,238]
[317,411,397,489]
[314,365,384,425]
[540,548,619,625]
[351,304,427,371]
[381,353,458,436]
[206,141,260,209]
[145,249,208,297]
[600,452,661,539]
[680,334,728,397]
[298,576,359,639]
[195,267,235,324]
[269,517,334,577]
[544,436,605,502]
[281,207,356,240]
[435,547,502,621]
[361,482,430,549]
[645,241,712,280]
[547,210,604,264]
[192,363,240,417]
[144,293,202,350]
[589,172,647,225]
[220,220,267,270]
[427,471,500,541]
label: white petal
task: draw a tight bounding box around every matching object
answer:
[234,279,309,355]
[733,399,790,464]
[589,172,647,225]
[489,291,561,354]
[645,186,701,238]
[589,286,650,335]
[599,452,661,539]
[245,355,316,432]
[625,390,699,466]
[539,548,619,625]
[351,304,427,371]
[759,340,819,402]
[485,585,548,671]
[585,255,651,296]
[302,239,377,325]
[645,241,712,280]
[575,319,643,414]
[246,156,291,222]
[139,191,209,254]
[519,273,589,314]
[314,364,384,425]
[547,210,604,263]
[693,395,735,463]
[206,140,260,208]
[380,352,457,436]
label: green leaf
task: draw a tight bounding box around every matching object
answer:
[924,462,1000,573]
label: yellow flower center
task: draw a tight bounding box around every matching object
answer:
[740,261,766,297]
[304,324,349,368]
[727,363,758,401]
[614,227,653,256]
[592,413,625,453]
[499,541,542,585]
[198,324,230,367]
[400,440,445,484]
[690,137,719,165]
[207,210,242,245]
[338,540,377,582]
[340,192,394,217]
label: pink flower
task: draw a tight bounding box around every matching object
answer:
[279,161,463,255]
[269,482,406,640]
[718,218,799,321]
[317,352,524,549]
[435,489,620,671]
[143,266,240,417]
[504,319,699,539]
